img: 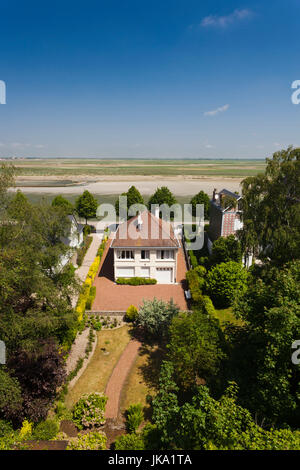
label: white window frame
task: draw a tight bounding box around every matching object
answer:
[156,250,174,260]
[141,250,150,260]
[117,250,134,260]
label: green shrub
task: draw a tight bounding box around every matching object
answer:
[200,295,216,317]
[55,401,72,420]
[32,419,59,440]
[72,393,108,430]
[136,298,179,339]
[116,277,157,286]
[186,267,206,304]
[189,251,198,269]
[66,431,107,450]
[125,305,138,322]
[77,236,93,266]
[205,261,249,308]
[0,420,14,438]
[83,225,92,236]
[126,404,144,433]
[114,433,145,450]
[86,286,96,310]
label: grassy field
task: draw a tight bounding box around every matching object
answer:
[11,158,266,178]
[23,192,193,207]
[65,325,132,409]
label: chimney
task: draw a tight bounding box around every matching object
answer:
[212,188,217,201]
[154,205,160,219]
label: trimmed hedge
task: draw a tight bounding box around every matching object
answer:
[77,236,92,267]
[189,251,199,269]
[116,277,157,286]
[86,286,96,310]
[75,236,109,321]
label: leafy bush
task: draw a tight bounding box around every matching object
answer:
[190,191,210,219]
[206,261,249,308]
[0,419,14,438]
[186,266,206,305]
[210,235,242,267]
[72,393,108,430]
[125,305,138,322]
[6,340,66,424]
[83,224,92,236]
[66,431,107,450]
[76,236,92,267]
[114,433,145,450]
[126,404,144,433]
[86,286,96,310]
[189,251,198,269]
[32,419,59,440]
[19,419,33,440]
[136,298,180,339]
[116,277,157,285]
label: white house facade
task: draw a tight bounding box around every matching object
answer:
[111,210,180,284]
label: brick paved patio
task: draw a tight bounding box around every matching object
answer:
[92,239,188,311]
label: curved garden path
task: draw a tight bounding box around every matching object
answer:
[105,338,141,419]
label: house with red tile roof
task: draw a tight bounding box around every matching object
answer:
[111,209,181,284]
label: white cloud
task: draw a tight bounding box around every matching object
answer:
[204,104,229,116]
[201,9,253,28]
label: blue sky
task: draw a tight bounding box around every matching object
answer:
[0,0,300,159]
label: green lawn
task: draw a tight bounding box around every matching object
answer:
[212,308,244,327]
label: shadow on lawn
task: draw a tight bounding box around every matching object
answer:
[129,326,166,390]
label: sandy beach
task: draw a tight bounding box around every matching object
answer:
[14,176,243,196]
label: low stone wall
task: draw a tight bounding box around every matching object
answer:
[86,310,126,317]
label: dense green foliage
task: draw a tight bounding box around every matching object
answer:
[115,185,144,217]
[205,261,248,308]
[167,310,225,391]
[66,431,107,450]
[72,393,108,430]
[150,363,300,450]
[135,298,179,339]
[226,261,300,427]
[32,419,59,440]
[148,186,177,211]
[51,195,74,214]
[114,433,145,450]
[190,190,210,219]
[240,147,300,265]
[125,305,139,322]
[0,165,80,426]
[75,190,98,224]
[76,235,92,266]
[126,403,144,433]
[210,235,242,266]
[116,277,157,285]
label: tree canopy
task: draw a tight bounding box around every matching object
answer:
[75,190,98,224]
[115,185,144,217]
[190,191,210,220]
[51,195,74,215]
[239,146,300,265]
[148,186,177,212]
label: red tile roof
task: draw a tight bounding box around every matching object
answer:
[111,210,180,248]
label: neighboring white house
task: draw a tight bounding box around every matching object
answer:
[111,210,180,284]
[60,214,84,267]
